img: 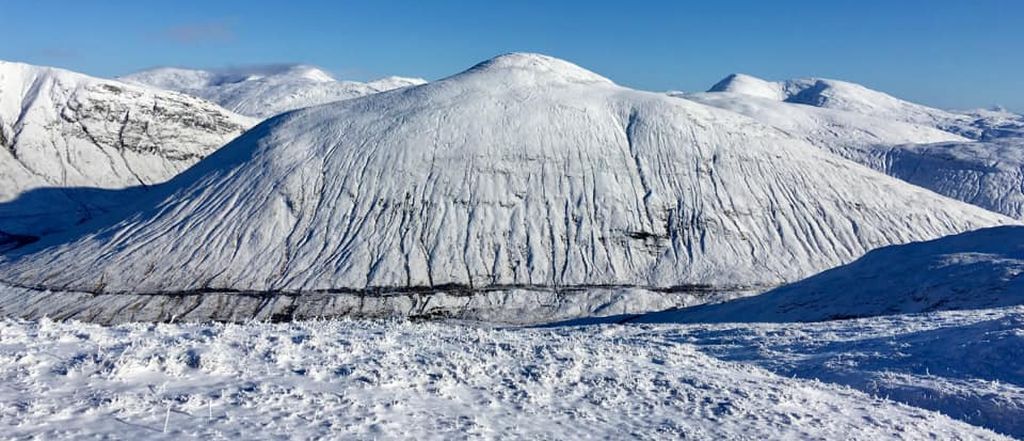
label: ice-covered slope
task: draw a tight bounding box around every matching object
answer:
[122,64,427,119]
[639,226,1024,323]
[0,60,254,238]
[709,73,1020,140]
[683,88,1024,219]
[0,53,1013,321]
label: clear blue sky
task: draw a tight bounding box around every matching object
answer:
[3,0,1022,111]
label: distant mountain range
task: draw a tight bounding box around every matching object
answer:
[121,64,426,119]
[676,74,1024,219]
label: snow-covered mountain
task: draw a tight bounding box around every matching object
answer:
[684,76,1024,219]
[638,225,1024,323]
[707,73,1022,140]
[0,53,1012,322]
[867,138,1024,220]
[0,60,254,238]
[679,90,965,159]
[121,64,427,119]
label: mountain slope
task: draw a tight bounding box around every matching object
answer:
[870,138,1024,219]
[0,60,254,237]
[709,73,1021,140]
[637,226,1024,323]
[122,64,427,119]
[684,85,1024,219]
[679,90,964,158]
[0,53,1013,321]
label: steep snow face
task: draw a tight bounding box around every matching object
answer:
[639,226,1024,323]
[0,60,254,237]
[122,64,427,119]
[0,53,1013,300]
[707,73,1018,140]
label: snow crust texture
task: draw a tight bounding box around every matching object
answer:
[0,60,254,237]
[640,226,1024,323]
[0,316,1010,440]
[122,64,427,119]
[0,54,1012,304]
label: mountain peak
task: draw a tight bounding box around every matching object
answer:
[457,53,613,85]
[708,73,784,100]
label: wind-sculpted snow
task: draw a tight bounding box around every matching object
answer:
[122,64,427,119]
[0,317,1010,439]
[0,60,254,237]
[0,53,1014,322]
[639,226,1024,323]
[709,73,1024,140]
[683,91,1024,219]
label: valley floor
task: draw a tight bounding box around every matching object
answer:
[1,308,1021,439]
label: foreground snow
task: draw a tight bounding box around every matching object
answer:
[658,306,1024,438]
[0,312,1017,440]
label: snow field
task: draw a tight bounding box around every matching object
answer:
[0,316,1010,439]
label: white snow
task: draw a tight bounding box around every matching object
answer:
[0,60,254,238]
[684,82,1024,219]
[0,314,1012,440]
[637,226,1024,324]
[629,306,1024,438]
[121,64,427,119]
[706,73,1024,141]
[0,53,1013,325]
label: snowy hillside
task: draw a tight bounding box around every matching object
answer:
[708,73,1022,140]
[0,53,1013,323]
[871,138,1024,219]
[638,226,1024,323]
[0,60,254,238]
[680,91,1024,218]
[679,90,964,159]
[122,64,426,119]
[0,316,1011,440]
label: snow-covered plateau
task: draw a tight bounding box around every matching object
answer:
[2,306,1021,439]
